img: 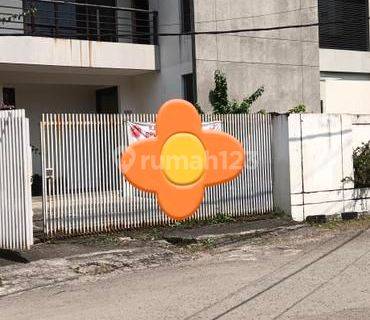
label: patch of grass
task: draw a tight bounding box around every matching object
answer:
[273,209,287,218]
[183,238,217,253]
[314,215,370,231]
[200,238,216,248]
[75,234,122,246]
[172,213,236,229]
[211,213,236,224]
[125,227,164,241]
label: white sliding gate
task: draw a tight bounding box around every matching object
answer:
[41,113,273,236]
[0,110,33,250]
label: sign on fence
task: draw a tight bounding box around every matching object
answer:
[127,121,222,145]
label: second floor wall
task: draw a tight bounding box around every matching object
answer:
[193,0,321,113]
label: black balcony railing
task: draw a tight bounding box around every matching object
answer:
[0,0,158,45]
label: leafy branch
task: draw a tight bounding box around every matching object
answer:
[208,70,264,114]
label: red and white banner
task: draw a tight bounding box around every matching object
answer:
[127,121,222,145]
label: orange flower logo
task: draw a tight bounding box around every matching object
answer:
[121,100,245,220]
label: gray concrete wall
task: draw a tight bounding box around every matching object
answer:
[272,114,291,215]
[193,0,321,113]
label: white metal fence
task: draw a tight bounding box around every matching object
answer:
[41,113,273,236]
[0,110,33,250]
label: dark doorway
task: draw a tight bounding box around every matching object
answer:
[132,0,150,44]
[96,87,119,114]
[2,88,16,107]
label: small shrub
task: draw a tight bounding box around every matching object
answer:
[353,141,370,188]
[289,104,306,114]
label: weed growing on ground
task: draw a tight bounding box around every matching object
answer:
[172,212,236,229]
[314,215,370,231]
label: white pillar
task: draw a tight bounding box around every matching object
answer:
[272,113,357,222]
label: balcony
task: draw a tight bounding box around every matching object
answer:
[0,0,158,73]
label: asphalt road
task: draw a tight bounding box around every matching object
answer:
[0,227,369,320]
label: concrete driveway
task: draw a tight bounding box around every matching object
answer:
[0,225,369,320]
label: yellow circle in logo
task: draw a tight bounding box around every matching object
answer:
[160,133,206,185]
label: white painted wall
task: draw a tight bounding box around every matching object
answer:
[321,80,370,114]
[320,49,370,74]
[273,114,370,221]
[0,36,157,71]
[352,115,370,148]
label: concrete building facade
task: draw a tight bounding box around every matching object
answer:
[0,0,369,174]
[193,0,321,113]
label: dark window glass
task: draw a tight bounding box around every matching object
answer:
[181,0,192,33]
[319,0,369,51]
[183,74,194,104]
[3,88,15,107]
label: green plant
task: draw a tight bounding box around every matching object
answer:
[353,141,370,188]
[211,212,236,224]
[209,70,264,114]
[209,70,230,114]
[288,104,306,114]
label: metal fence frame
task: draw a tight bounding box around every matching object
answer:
[0,109,33,250]
[40,113,273,237]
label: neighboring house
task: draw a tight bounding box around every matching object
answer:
[0,0,369,172]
